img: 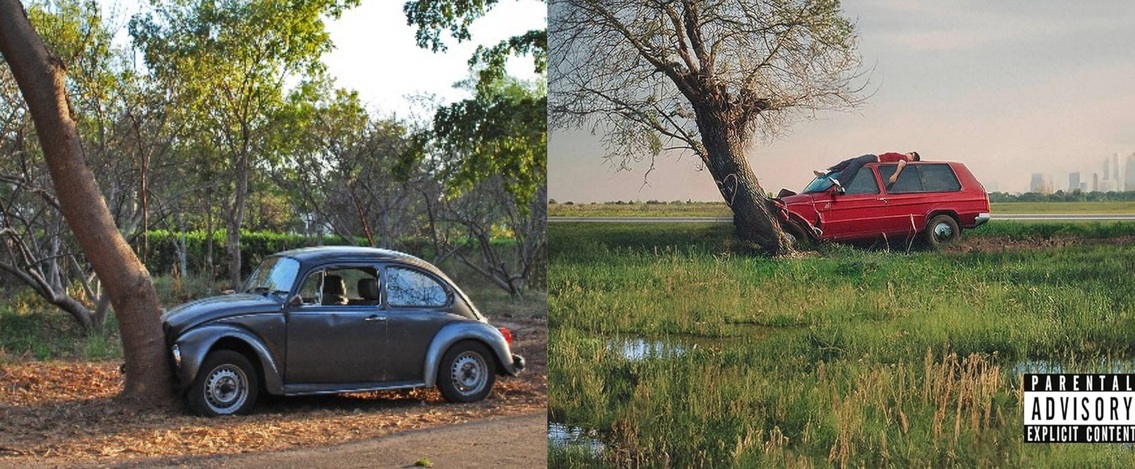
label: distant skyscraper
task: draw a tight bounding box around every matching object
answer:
[1104,157,1111,181]
[1093,173,1100,192]
[1029,173,1054,194]
[1069,172,1081,192]
[1126,153,1135,193]
[1030,173,1045,193]
[1115,153,1123,191]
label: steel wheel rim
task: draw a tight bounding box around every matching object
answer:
[450,351,488,396]
[204,365,248,414]
[932,222,954,243]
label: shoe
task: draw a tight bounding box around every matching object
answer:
[829,177,845,193]
[813,169,829,177]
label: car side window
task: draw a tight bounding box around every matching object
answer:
[297,270,323,305]
[297,266,381,307]
[879,164,961,193]
[844,167,879,195]
[879,164,923,193]
[386,267,449,308]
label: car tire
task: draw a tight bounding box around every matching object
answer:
[188,350,259,417]
[782,219,815,249]
[924,214,961,249]
[437,341,496,403]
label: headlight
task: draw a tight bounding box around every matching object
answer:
[171,344,182,368]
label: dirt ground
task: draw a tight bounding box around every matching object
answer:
[0,319,546,468]
[944,234,1135,253]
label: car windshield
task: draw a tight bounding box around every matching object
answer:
[802,170,842,193]
[242,256,300,295]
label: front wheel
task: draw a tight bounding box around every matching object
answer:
[437,341,496,403]
[187,350,259,417]
[924,214,961,249]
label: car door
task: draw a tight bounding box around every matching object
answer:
[382,265,454,384]
[877,164,962,235]
[815,166,890,240]
[285,265,387,384]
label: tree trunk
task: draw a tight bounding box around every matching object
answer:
[0,1,174,407]
[226,153,250,290]
[695,109,793,255]
[205,205,215,278]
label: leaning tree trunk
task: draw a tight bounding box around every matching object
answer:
[695,110,793,255]
[0,0,173,407]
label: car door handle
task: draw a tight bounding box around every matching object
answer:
[364,315,387,322]
[878,197,888,204]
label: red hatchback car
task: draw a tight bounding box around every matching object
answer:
[774,160,990,247]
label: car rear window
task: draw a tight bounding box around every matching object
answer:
[878,164,961,193]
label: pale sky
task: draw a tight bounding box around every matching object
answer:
[548,0,1135,202]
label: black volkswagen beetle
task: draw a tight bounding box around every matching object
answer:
[160,246,525,416]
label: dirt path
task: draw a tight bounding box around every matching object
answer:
[44,412,546,469]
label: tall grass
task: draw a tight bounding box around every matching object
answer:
[550,222,1135,467]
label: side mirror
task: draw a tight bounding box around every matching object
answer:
[288,294,304,307]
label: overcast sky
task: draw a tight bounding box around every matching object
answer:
[548,0,1135,202]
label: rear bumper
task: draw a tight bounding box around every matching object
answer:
[506,354,526,376]
[974,212,991,228]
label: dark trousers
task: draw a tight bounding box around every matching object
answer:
[827,154,878,187]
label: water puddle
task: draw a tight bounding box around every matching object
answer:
[548,422,605,457]
[608,337,687,361]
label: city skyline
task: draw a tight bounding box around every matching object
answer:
[1029,152,1135,194]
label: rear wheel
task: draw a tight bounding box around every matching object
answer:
[437,341,496,403]
[924,214,961,249]
[187,350,259,417]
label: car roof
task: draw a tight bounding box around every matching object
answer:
[272,246,436,271]
[870,160,961,165]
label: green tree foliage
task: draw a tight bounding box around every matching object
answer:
[407,77,546,208]
[274,81,425,250]
[400,0,547,296]
[0,0,129,330]
[402,0,547,207]
[130,0,358,288]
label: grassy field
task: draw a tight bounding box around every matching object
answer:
[549,222,1135,467]
[549,201,1135,217]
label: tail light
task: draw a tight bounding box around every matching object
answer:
[498,327,514,346]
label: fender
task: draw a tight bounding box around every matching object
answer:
[422,322,520,388]
[775,202,822,241]
[173,324,285,395]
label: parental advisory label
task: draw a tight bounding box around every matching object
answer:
[1024,374,1135,443]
